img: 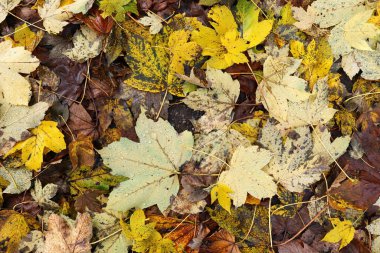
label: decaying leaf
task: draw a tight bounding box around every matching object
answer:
[18,230,44,253]
[0,0,22,23]
[64,25,104,63]
[0,40,40,105]
[0,210,31,253]
[366,218,380,253]
[11,23,44,52]
[322,218,355,250]
[69,135,95,169]
[44,212,93,253]
[0,166,32,194]
[5,121,66,171]
[292,6,317,30]
[31,179,59,209]
[183,68,240,132]
[201,229,240,253]
[98,110,193,212]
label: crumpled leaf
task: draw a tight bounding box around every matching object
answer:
[0,40,40,105]
[44,212,93,253]
[201,229,240,253]
[322,218,355,250]
[0,0,21,22]
[98,110,193,212]
[121,209,176,253]
[211,183,233,213]
[31,179,59,209]
[64,25,104,63]
[343,10,380,51]
[38,0,95,34]
[0,102,48,153]
[236,0,273,48]
[138,12,163,34]
[69,135,95,169]
[191,5,249,69]
[5,121,66,171]
[0,166,32,194]
[259,122,350,192]
[0,210,31,253]
[183,68,240,133]
[167,30,200,84]
[218,145,276,206]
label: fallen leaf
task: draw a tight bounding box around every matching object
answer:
[236,0,273,48]
[0,166,32,194]
[343,10,380,51]
[31,179,59,209]
[366,218,380,253]
[98,110,193,212]
[0,210,31,253]
[219,145,276,206]
[74,190,102,212]
[278,240,318,253]
[201,229,240,253]
[0,40,40,105]
[292,6,317,30]
[211,183,233,213]
[69,135,95,169]
[64,25,104,63]
[99,0,137,22]
[18,230,44,253]
[138,12,163,34]
[0,0,22,23]
[183,68,240,132]
[322,218,355,250]
[12,23,44,51]
[44,212,93,253]
[191,5,249,69]
[0,102,49,153]
[5,121,66,171]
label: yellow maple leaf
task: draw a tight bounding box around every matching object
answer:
[369,1,380,26]
[191,5,249,69]
[211,183,233,213]
[278,2,296,25]
[168,30,200,84]
[5,121,66,171]
[322,218,355,250]
[290,39,333,88]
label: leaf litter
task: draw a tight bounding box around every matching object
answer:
[0,0,379,252]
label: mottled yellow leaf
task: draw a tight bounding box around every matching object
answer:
[5,121,66,171]
[168,30,200,84]
[211,183,233,213]
[291,39,333,88]
[13,23,44,52]
[335,111,356,135]
[0,210,30,253]
[322,218,355,250]
[230,122,259,143]
[191,5,249,69]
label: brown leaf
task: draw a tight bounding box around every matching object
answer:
[74,190,102,213]
[278,240,318,253]
[69,135,95,169]
[67,103,98,139]
[44,213,92,253]
[200,229,241,253]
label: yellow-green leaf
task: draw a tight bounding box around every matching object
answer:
[236,0,273,47]
[211,183,233,213]
[322,218,355,249]
[278,2,297,25]
[13,23,44,52]
[5,121,66,171]
[99,0,134,21]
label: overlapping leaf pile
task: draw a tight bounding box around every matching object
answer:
[0,0,379,252]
